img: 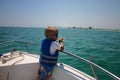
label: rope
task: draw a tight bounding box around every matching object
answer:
[0,71,5,80]
[7,54,24,80]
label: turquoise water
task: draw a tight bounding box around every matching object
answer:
[0,27,120,79]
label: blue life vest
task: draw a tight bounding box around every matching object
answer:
[40,39,58,71]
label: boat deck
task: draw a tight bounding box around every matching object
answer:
[0,52,39,80]
[0,51,94,80]
[0,52,39,66]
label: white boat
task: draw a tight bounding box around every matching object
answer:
[0,41,119,80]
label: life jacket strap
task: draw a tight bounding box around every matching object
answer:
[40,59,57,63]
[40,54,58,59]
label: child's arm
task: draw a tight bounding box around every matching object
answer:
[59,38,64,51]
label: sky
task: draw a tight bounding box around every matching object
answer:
[0,0,120,29]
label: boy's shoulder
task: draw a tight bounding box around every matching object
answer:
[52,41,59,44]
[51,41,60,47]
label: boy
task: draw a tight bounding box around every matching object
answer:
[38,26,64,80]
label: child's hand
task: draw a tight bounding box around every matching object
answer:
[58,38,64,51]
[59,38,64,43]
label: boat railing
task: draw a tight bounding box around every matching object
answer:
[61,51,120,80]
[0,40,40,54]
[0,40,120,80]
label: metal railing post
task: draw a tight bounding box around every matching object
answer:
[25,43,31,54]
[90,64,98,80]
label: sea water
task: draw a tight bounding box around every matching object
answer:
[0,27,120,80]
